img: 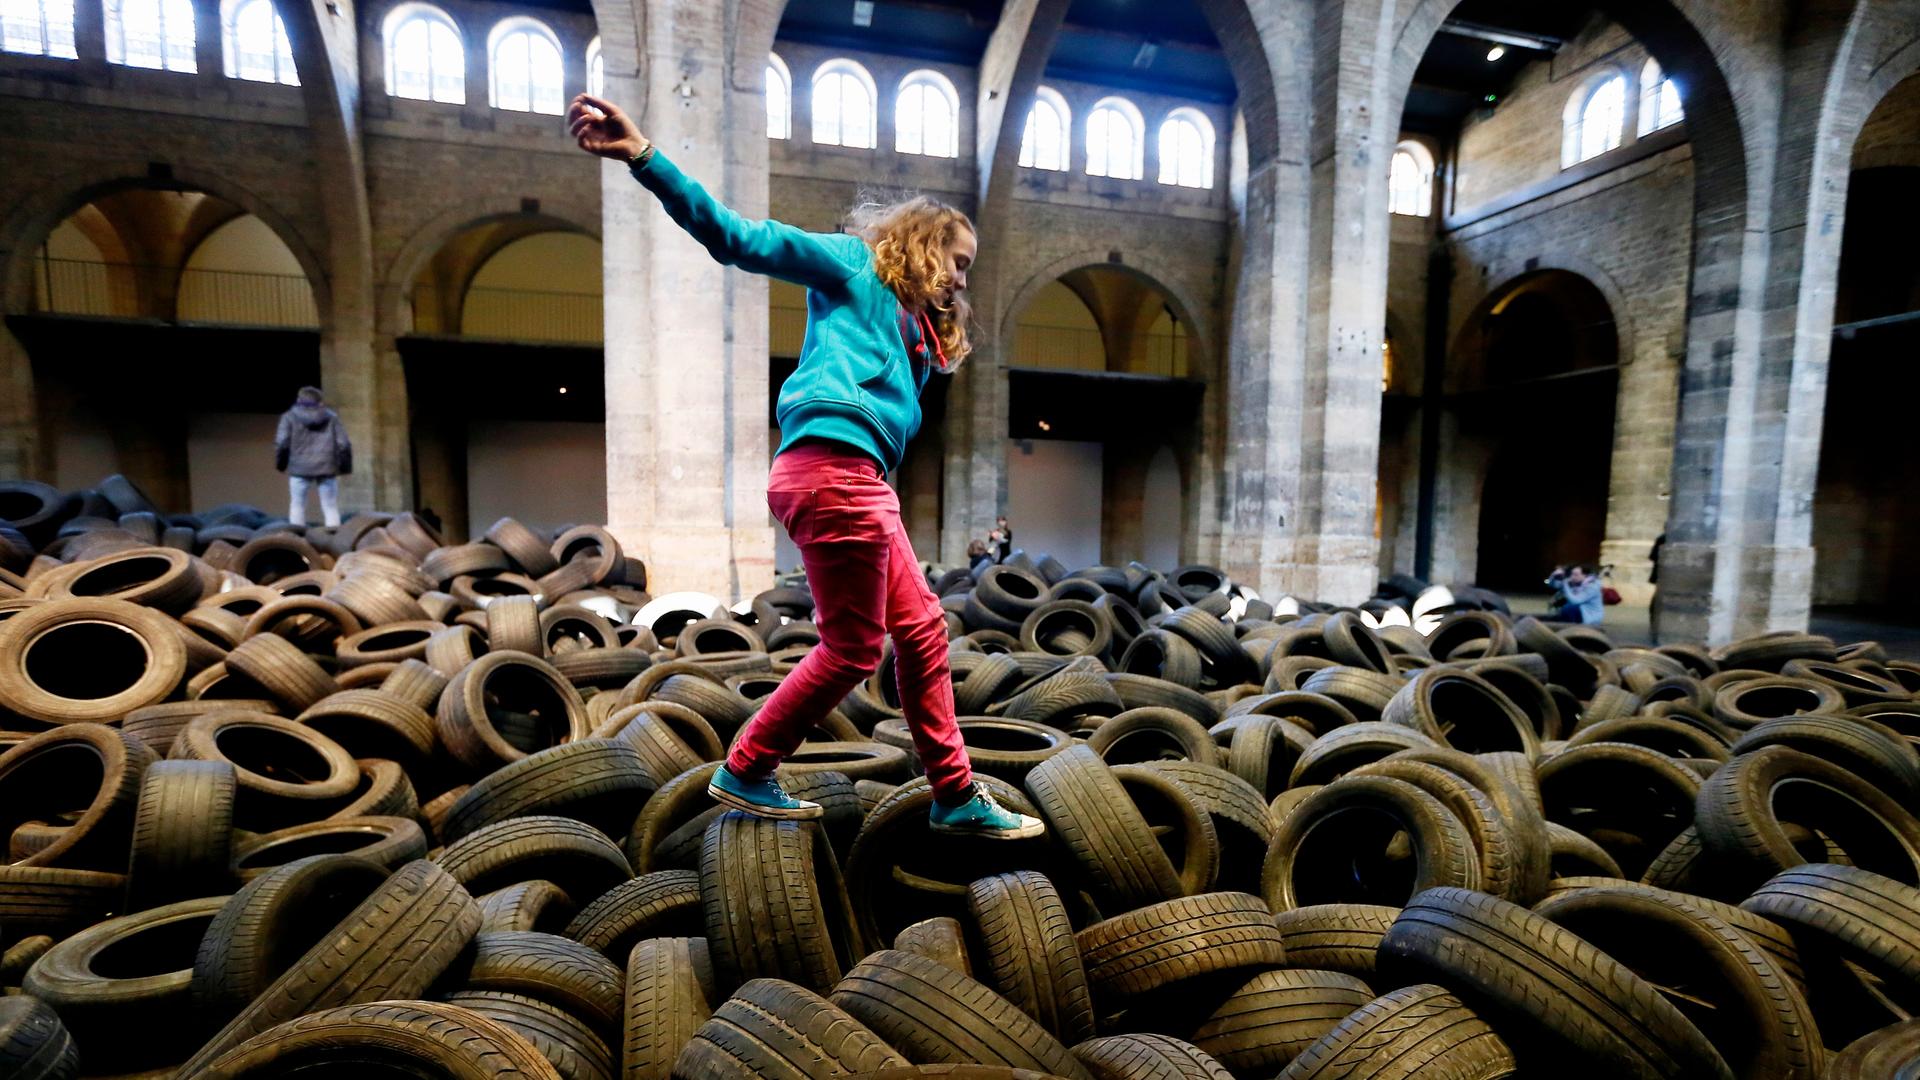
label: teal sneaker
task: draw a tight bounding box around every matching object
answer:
[707,766,823,820]
[929,783,1046,839]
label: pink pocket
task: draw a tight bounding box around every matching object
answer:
[768,488,819,544]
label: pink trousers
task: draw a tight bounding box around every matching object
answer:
[726,440,974,801]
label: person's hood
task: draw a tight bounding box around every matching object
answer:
[291,402,332,430]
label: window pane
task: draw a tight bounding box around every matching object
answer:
[588,50,603,96]
[529,31,561,113]
[393,18,428,98]
[496,32,529,111]
[844,75,871,147]
[925,86,953,156]
[1578,76,1624,161]
[897,81,924,154]
[427,19,461,102]
[4,0,76,57]
[1087,108,1108,176]
[765,63,789,138]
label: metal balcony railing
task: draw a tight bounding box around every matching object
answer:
[413,284,604,344]
[31,257,319,328]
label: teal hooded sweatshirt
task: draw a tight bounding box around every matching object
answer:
[630,150,942,475]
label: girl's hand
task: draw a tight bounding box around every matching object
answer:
[569,94,647,161]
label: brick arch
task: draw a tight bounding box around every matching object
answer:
[1004,250,1217,384]
[1446,255,1638,379]
[377,197,601,335]
[0,164,331,319]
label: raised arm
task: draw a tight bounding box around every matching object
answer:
[568,94,862,291]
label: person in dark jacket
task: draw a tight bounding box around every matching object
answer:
[275,386,352,528]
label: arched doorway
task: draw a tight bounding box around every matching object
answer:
[400,219,605,539]
[1814,73,1920,614]
[16,186,321,512]
[1459,271,1620,590]
[1006,266,1199,570]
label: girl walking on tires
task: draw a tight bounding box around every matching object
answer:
[569,94,1042,839]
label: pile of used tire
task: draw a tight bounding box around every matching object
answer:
[4,478,1920,1079]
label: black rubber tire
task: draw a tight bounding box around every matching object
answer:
[173,711,359,829]
[1546,821,1625,879]
[1512,617,1601,698]
[1382,746,1552,903]
[0,724,157,871]
[1825,1016,1920,1079]
[445,989,614,1080]
[1728,714,1920,805]
[1714,633,1838,673]
[1320,612,1394,675]
[1542,876,1805,988]
[1536,741,1701,882]
[1021,600,1114,661]
[1741,863,1920,1011]
[1072,1034,1232,1080]
[966,870,1096,1044]
[488,595,546,656]
[297,689,437,768]
[622,936,713,1080]
[1273,982,1516,1080]
[894,916,976,977]
[1531,884,1819,1080]
[479,880,579,935]
[831,949,1093,1079]
[223,632,340,711]
[975,566,1052,623]
[433,815,634,905]
[563,868,703,961]
[1263,775,1476,912]
[1377,887,1732,1080]
[178,999,564,1080]
[700,812,860,995]
[21,895,228,1069]
[1190,968,1375,1075]
[677,976,908,1080]
[436,652,589,772]
[126,758,236,908]
[1298,668,1406,726]
[231,816,428,879]
[1086,707,1219,768]
[447,930,624,1035]
[1075,892,1286,1001]
[1225,716,1316,801]
[1349,758,1522,902]
[0,598,188,724]
[1712,677,1845,731]
[1270,904,1400,986]
[1125,761,1273,894]
[177,859,483,1076]
[1380,668,1537,757]
[1119,630,1205,689]
[440,739,659,844]
[1696,746,1920,892]
[189,854,390,1018]
[844,776,1050,955]
[1288,723,1439,788]
[0,995,78,1080]
[1024,745,1185,911]
[1566,716,1731,761]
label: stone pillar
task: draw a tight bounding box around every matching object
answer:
[939,0,1070,566]
[1599,314,1681,605]
[282,0,410,515]
[600,0,774,602]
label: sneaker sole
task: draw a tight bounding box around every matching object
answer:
[707,783,824,821]
[928,819,1046,840]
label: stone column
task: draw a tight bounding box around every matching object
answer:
[0,330,40,481]
[282,0,410,515]
[599,0,774,602]
[938,0,1070,566]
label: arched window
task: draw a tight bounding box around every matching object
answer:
[765,52,791,139]
[222,0,296,84]
[812,58,876,148]
[489,18,562,114]
[1562,73,1625,167]
[585,35,601,96]
[1388,140,1434,217]
[105,0,196,71]
[1157,107,1213,188]
[1086,96,1144,180]
[895,69,959,157]
[3,0,77,58]
[1018,85,1069,171]
[1638,58,1683,135]
[384,4,464,104]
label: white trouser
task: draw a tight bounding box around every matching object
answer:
[289,475,340,528]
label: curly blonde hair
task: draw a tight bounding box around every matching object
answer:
[849,195,975,367]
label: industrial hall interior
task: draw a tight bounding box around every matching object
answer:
[14,1,1920,1079]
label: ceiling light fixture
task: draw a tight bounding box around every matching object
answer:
[1486,45,1505,61]
[852,1,873,27]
